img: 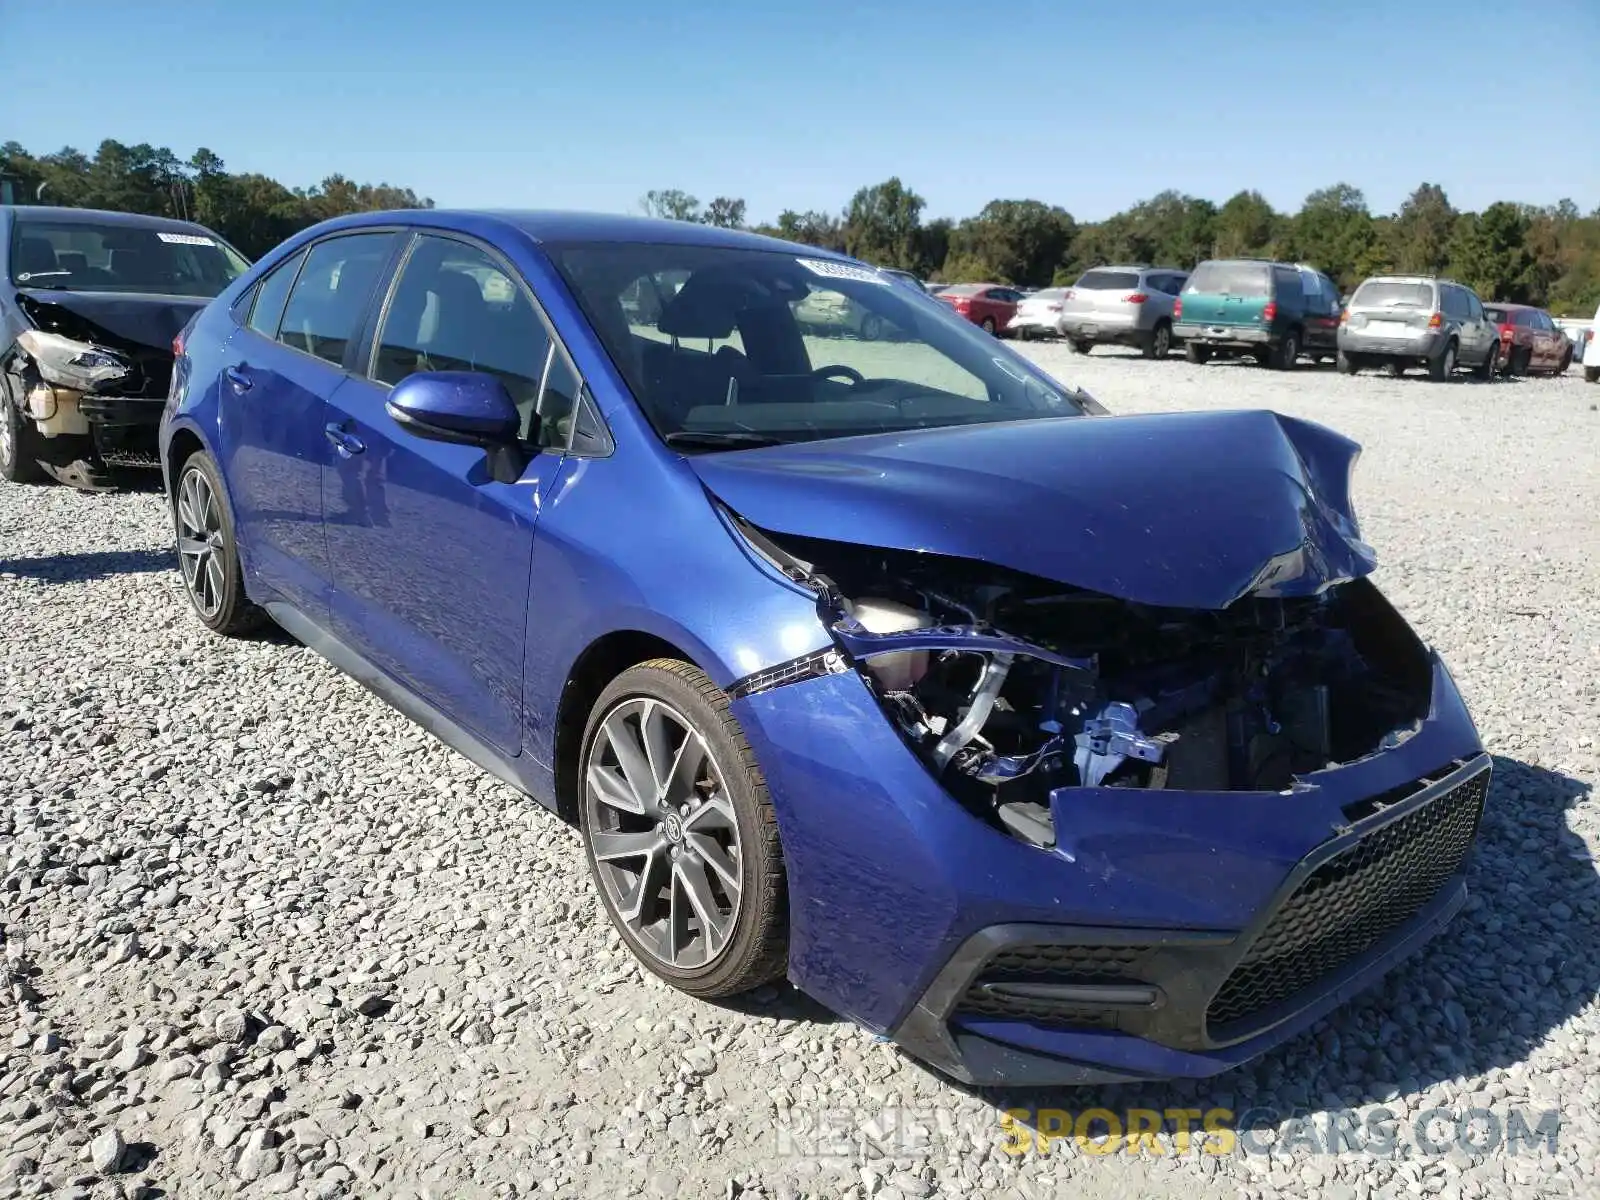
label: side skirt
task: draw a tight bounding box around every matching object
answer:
[263,601,559,813]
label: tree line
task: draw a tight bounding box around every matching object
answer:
[0,140,433,262]
[651,180,1600,316]
[4,141,1596,314]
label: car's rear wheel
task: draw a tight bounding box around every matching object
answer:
[1474,341,1498,381]
[1387,361,1406,378]
[579,660,787,998]
[1071,339,1094,355]
[1428,340,1458,381]
[1184,343,1210,364]
[980,316,997,336]
[1509,345,1531,377]
[1586,366,1600,384]
[0,379,47,485]
[174,451,267,636]
[858,313,884,342]
[1143,321,1172,359]
[1273,329,1300,371]
[1336,351,1360,375]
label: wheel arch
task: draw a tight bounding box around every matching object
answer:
[553,628,704,824]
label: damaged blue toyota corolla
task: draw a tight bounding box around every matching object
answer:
[161,211,1489,1086]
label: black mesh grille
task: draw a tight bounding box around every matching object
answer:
[954,943,1152,1028]
[1207,769,1488,1031]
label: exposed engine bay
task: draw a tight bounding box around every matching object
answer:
[737,520,1433,848]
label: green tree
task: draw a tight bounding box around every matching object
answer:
[1212,190,1279,259]
[1448,203,1535,301]
[841,178,926,271]
[1390,183,1455,275]
[702,197,747,228]
[641,189,701,222]
[1284,184,1376,290]
[944,200,1075,286]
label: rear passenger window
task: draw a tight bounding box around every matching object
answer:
[374,235,555,444]
[1273,267,1303,304]
[244,250,305,340]
[279,233,399,366]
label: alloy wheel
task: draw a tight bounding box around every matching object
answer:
[583,697,743,971]
[1153,324,1171,357]
[176,467,227,619]
[0,399,15,471]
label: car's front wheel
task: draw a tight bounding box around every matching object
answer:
[1336,351,1360,375]
[0,379,46,485]
[174,451,266,636]
[579,660,787,998]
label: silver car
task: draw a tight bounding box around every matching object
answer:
[1337,275,1500,380]
[1057,265,1188,358]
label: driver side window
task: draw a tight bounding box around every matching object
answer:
[374,236,575,448]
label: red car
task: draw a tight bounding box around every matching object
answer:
[1484,302,1572,376]
[936,283,1024,336]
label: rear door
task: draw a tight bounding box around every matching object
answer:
[1178,261,1272,328]
[218,231,401,619]
[1298,268,1341,351]
[321,232,572,755]
[1457,288,1495,365]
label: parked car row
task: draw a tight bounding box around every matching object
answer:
[1,201,1500,1093]
[952,252,1588,385]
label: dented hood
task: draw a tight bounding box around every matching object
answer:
[688,410,1375,610]
[17,289,206,356]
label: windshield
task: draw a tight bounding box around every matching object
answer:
[10,218,250,296]
[1353,280,1434,309]
[545,242,1087,449]
[1185,261,1271,296]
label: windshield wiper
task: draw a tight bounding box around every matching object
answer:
[664,431,787,451]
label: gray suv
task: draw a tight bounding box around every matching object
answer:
[1338,275,1500,381]
[1058,265,1188,358]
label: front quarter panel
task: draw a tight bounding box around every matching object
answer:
[520,441,832,782]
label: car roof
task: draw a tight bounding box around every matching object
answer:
[300,208,851,258]
[4,205,219,235]
[1482,300,1535,311]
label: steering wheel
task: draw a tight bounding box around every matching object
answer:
[811,364,865,386]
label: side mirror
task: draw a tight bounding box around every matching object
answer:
[385,371,529,483]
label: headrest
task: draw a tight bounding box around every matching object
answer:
[15,237,59,277]
[657,266,806,340]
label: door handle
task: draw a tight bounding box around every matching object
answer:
[324,422,365,457]
[224,366,253,393]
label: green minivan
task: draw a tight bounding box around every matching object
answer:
[1173,258,1342,369]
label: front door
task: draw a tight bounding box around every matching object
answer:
[322,233,569,755]
[219,231,400,618]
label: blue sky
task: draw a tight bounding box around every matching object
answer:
[7,0,1597,222]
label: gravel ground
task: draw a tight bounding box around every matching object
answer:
[2,348,1597,1200]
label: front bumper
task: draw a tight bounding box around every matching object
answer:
[1338,329,1447,362]
[1174,323,1271,348]
[733,655,1487,1086]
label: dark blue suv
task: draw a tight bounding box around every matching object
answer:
[161,210,1489,1087]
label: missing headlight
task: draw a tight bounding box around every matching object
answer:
[743,527,1433,850]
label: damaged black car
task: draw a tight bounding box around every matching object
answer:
[1,205,249,488]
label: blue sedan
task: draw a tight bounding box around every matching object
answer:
[160,210,1489,1086]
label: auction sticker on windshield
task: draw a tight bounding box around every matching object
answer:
[156,232,215,246]
[797,258,890,285]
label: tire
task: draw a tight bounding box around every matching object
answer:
[1558,349,1572,373]
[1273,329,1301,371]
[0,378,47,485]
[1586,366,1600,384]
[579,659,787,999]
[1143,321,1172,360]
[1427,340,1458,382]
[1070,339,1094,355]
[1336,351,1360,375]
[1184,343,1211,364]
[858,313,883,342]
[980,317,997,336]
[1387,361,1406,378]
[173,451,267,636]
[1473,341,1497,381]
[1509,345,1531,377]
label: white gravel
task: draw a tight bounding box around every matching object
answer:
[2,349,1598,1200]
